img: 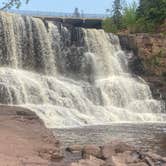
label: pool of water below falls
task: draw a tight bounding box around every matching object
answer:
[54,123,166,157]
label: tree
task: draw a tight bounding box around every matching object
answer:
[112,0,123,29]
[73,8,80,18]
[137,0,166,24]
[103,0,125,33]
[0,0,29,10]
[102,17,118,33]
[122,1,137,33]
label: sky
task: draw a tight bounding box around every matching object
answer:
[17,0,136,14]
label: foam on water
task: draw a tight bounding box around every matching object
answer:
[0,11,165,128]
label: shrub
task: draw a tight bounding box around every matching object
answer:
[102,18,118,33]
[135,18,156,33]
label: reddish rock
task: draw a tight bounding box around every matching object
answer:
[38,148,64,161]
[70,156,105,166]
[128,162,148,166]
[0,105,62,165]
[107,151,140,166]
[66,145,83,153]
[144,152,166,162]
[101,141,135,159]
[119,33,166,76]
[101,144,116,159]
[82,145,102,159]
[104,157,118,166]
[144,157,154,166]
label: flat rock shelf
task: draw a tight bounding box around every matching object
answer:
[0,105,63,165]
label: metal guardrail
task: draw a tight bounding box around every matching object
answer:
[9,10,108,19]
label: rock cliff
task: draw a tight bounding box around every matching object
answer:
[119,33,166,105]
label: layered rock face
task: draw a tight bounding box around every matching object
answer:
[119,34,166,105]
[119,34,166,76]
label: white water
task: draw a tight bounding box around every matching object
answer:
[0,12,165,128]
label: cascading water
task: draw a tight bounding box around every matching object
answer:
[0,11,165,128]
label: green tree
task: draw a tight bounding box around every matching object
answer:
[112,0,123,29]
[137,0,166,30]
[122,1,137,33]
[0,0,29,10]
[102,17,118,33]
[103,0,125,33]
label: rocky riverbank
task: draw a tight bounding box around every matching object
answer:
[0,105,166,166]
[68,142,166,166]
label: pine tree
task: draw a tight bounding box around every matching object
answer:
[112,0,123,29]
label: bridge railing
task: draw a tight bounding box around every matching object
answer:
[9,10,108,19]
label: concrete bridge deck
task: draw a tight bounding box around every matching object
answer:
[36,16,103,29]
[9,10,104,29]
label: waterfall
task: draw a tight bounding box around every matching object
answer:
[0,11,165,128]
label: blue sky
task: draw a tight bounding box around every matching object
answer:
[18,0,136,14]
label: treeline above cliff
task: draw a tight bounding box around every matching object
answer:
[103,0,166,34]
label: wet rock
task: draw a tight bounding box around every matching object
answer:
[82,145,102,159]
[66,145,83,153]
[125,151,141,164]
[106,151,140,166]
[38,148,64,161]
[144,157,154,166]
[113,142,135,153]
[101,144,116,159]
[128,162,148,166]
[104,157,117,166]
[70,156,105,166]
[144,152,166,162]
[101,141,135,159]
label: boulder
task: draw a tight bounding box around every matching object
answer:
[128,162,148,166]
[144,152,166,162]
[82,145,102,159]
[101,141,135,159]
[66,142,165,166]
[70,156,105,166]
[66,145,83,153]
[107,151,140,166]
[38,148,64,161]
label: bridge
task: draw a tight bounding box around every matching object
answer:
[9,10,105,29]
[38,16,103,29]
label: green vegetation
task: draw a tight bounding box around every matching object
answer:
[103,0,124,33]
[122,1,137,33]
[102,18,118,33]
[0,0,29,10]
[103,0,166,33]
[112,0,123,30]
[144,50,165,73]
[137,0,166,25]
